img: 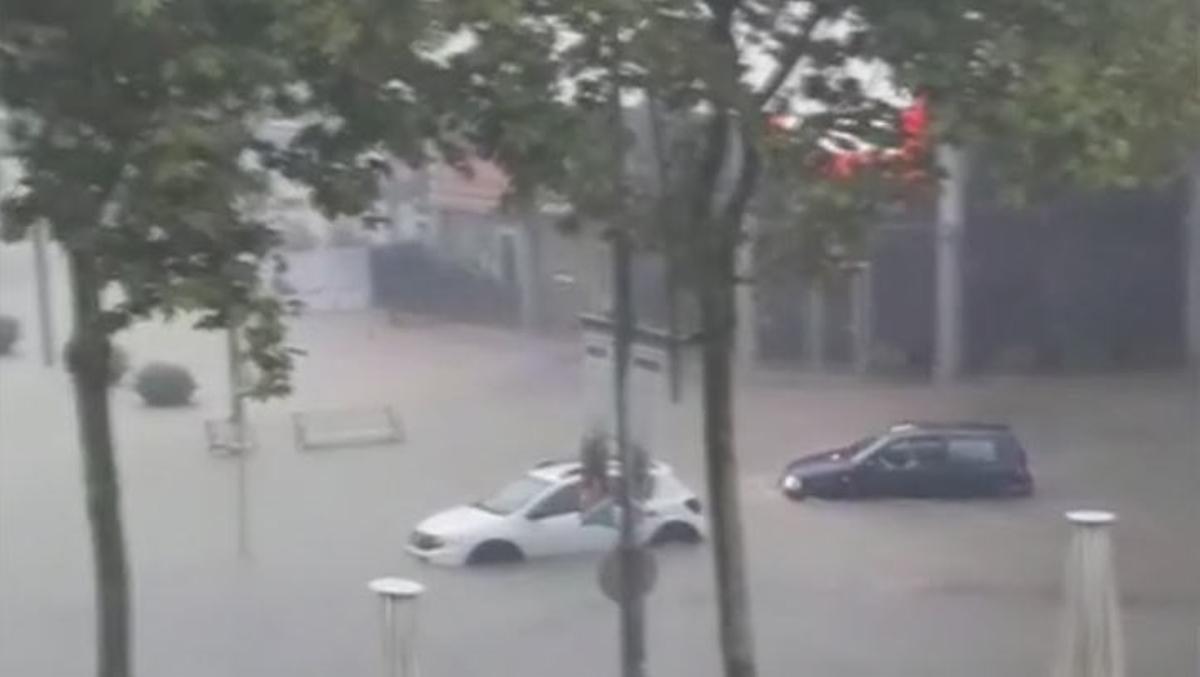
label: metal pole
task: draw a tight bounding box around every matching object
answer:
[604,19,647,677]
[31,221,56,366]
[1184,154,1200,371]
[227,321,249,558]
[804,280,826,370]
[228,323,246,434]
[611,229,645,677]
[852,263,874,375]
[934,144,967,383]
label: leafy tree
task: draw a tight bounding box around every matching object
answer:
[2,3,1194,677]
[441,1,1199,676]
[0,1,457,675]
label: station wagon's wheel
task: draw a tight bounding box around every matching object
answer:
[651,521,702,546]
[467,540,524,565]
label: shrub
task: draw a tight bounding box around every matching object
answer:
[0,315,19,355]
[134,362,197,407]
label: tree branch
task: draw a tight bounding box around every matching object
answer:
[754,3,834,108]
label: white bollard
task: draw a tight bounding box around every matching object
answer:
[369,577,425,677]
[1054,510,1125,677]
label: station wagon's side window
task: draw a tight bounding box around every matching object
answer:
[947,437,1001,465]
[528,482,581,519]
[877,436,946,469]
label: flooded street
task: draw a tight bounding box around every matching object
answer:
[2,243,1197,677]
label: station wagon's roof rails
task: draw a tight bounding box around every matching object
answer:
[890,421,1012,432]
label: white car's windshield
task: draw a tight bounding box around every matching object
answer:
[475,476,552,515]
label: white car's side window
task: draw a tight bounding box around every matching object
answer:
[528,482,581,520]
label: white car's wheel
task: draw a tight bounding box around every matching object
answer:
[467,540,524,565]
[650,521,702,546]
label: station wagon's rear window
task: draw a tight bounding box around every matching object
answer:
[948,438,1001,464]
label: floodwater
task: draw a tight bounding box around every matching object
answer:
[1,241,1197,676]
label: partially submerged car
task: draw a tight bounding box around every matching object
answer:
[780,422,1034,500]
[408,459,705,565]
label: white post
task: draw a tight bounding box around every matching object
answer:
[1055,510,1125,677]
[934,145,967,384]
[369,578,425,677]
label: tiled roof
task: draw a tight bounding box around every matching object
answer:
[429,159,509,214]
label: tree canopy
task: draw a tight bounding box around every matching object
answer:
[444,0,1200,247]
[0,0,472,393]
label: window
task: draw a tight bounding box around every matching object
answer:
[948,437,1001,465]
[877,436,946,469]
[528,482,581,519]
[848,435,881,462]
[610,472,656,501]
[476,477,553,515]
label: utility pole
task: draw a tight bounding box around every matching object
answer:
[607,20,647,677]
[610,227,646,677]
[934,144,967,384]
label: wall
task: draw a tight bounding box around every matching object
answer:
[965,183,1186,371]
[752,176,1187,374]
[274,247,372,312]
[756,218,935,369]
[368,242,520,325]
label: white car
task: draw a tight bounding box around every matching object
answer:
[407,459,706,565]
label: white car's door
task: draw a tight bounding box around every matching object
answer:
[520,481,616,557]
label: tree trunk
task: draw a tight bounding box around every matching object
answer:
[65,252,131,677]
[698,242,757,677]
